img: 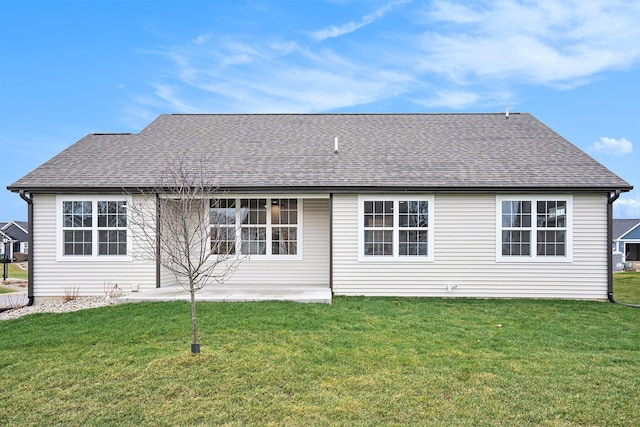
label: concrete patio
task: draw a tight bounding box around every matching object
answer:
[117,283,332,304]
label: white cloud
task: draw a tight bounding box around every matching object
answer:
[131,0,640,116]
[417,0,640,87]
[415,90,478,109]
[192,33,210,45]
[428,1,481,24]
[311,0,412,41]
[311,20,367,41]
[590,137,633,156]
[136,37,413,114]
[614,193,640,218]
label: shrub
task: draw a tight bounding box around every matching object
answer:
[14,252,28,262]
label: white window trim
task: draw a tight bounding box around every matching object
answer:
[496,195,573,263]
[358,195,434,262]
[211,197,303,260]
[56,195,133,262]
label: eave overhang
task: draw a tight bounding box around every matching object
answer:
[8,184,634,195]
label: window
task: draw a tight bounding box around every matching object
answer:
[536,200,567,256]
[359,196,433,261]
[209,198,301,257]
[210,199,237,255]
[363,201,393,256]
[271,199,298,255]
[58,197,130,260]
[399,200,429,256]
[98,201,127,255]
[241,198,267,255]
[63,201,93,255]
[500,201,531,256]
[497,196,572,262]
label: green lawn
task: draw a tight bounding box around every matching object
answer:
[614,271,640,305]
[3,263,28,281]
[1,296,639,426]
[0,263,27,293]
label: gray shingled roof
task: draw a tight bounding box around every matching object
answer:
[613,219,640,240]
[8,113,632,193]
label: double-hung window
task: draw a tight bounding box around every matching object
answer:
[399,200,430,256]
[210,198,301,258]
[58,196,130,260]
[63,201,93,256]
[363,200,394,256]
[97,201,128,255]
[209,199,237,255]
[271,199,298,255]
[497,196,572,262]
[240,198,268,255]
[359,196,433,261]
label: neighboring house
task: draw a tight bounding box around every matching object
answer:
[0,221,29,260]
[613,219,640,262]
[7,113,633,302]
[0,229,9,259]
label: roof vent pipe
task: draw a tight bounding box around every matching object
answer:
[334,136,339,154]
[505,106,509,119]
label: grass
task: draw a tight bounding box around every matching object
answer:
[0,263,27,293]
[1,295,639,426]
[614,271,640,305]
[3,262,28,281]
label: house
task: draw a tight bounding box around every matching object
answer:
[7,113,633,303]
[0,221,29,261]
[0,229,9,260]
[613,219,640,262]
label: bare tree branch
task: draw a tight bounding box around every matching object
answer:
[126,153,245,353]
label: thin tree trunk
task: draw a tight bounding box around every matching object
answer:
[190,281,200,354]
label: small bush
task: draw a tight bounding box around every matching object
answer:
[14,252,28,262]
[62,286,79,302]
[104,282,123,299]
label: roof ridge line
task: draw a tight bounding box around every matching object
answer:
[166,112,524,116]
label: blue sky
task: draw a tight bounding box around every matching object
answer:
[1,0,639,221]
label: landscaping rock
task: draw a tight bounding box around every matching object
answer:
[0,295,126,321]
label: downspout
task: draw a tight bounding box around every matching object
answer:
[329,193,334,294]
[19,190,35,306]
[156,193,161,288]
[608,190,640,308]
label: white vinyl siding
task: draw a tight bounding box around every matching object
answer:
[32,194,157,297]
[32,191,608,299]
[35,195,330,296]
[333,193,608,299]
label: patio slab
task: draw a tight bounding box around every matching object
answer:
[117,284,332,304]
